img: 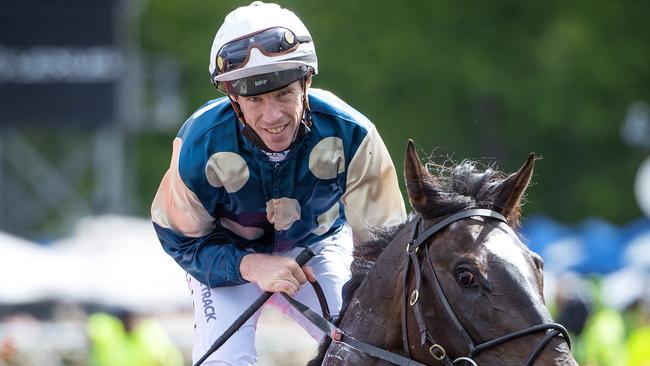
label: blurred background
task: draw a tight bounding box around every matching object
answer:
[1,0,649,365]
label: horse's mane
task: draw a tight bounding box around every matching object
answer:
[307,159,520,365]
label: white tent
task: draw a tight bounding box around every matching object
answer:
[0,215,189,312]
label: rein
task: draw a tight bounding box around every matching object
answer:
[283,293,427,366]
[194,248,317,366]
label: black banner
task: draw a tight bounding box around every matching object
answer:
[0,0,124,126]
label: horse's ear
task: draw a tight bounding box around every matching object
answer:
[495,153,536,226]
[404,139,436,213]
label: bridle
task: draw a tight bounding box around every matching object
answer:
[279,208,572,366]
[401,208,571,366]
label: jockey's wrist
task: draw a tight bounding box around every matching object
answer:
[239,253,266,282]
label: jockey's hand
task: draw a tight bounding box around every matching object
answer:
[240,253,316,296]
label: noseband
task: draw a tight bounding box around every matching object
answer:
[401,209,571,366]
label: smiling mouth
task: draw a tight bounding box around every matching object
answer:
[265,125,287,135]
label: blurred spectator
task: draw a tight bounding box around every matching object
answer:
[627,325,650,366]
[582,305,627,366]
[87,310,183,366]
[626,296,650,366]
[554,272,593,362]
[556,272,593,334]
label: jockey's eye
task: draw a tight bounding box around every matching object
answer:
[456,270,477,288]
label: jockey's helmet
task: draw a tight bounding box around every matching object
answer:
[209,1,317,96]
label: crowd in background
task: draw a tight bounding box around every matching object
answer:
[553,274,650,366]
[1,272,649,365]
[0,214,649,365]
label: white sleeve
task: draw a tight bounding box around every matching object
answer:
[342,126,407,245]
[151,137,215,237]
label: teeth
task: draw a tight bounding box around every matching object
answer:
[266,125,286,134]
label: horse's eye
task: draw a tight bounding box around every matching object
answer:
[456,270,476,287]
[532,253,544,271]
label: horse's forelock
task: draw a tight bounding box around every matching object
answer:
[417,159,520,221]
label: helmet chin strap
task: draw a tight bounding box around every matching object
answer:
[228,75,312,153]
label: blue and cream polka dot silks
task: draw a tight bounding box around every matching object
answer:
[151,89,406,287]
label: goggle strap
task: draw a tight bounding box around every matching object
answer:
[296,35,311,43]
[300,71,313,127]
[228,96,245,124]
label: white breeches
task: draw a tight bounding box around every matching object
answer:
[188,226,353,365]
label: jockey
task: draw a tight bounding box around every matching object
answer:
[150,2,406,364]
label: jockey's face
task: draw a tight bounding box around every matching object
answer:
[235,80,307,152]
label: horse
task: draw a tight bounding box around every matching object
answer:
[309,140,577,365]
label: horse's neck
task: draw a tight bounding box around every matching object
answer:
[339,223,413,348]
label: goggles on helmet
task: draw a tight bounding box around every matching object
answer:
[214,26,312,75]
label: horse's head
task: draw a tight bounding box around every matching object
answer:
[403,140,576,365]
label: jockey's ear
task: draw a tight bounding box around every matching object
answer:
[494,153,536,226]
[404,139,436,214]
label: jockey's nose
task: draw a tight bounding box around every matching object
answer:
[259,99,284,125]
